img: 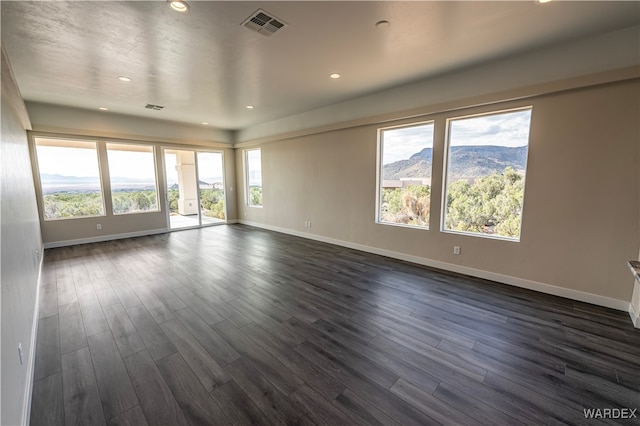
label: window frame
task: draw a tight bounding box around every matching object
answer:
[245,148,263,208]
[33,137,107,221]
[440,106,533,242]
[376,120,435,230]
[106,142,161,216]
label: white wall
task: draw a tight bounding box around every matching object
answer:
[237,78,640,314]
[27,101,234,145]
[1,48,43,426]
[237,25,639,144]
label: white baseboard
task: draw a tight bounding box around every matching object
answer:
[238,220,631,313]
[43,228,168,249]
[22,246,44,426]
[629,303,640,329]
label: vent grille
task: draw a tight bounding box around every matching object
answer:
[242,9,287,37]
[145,104,165,110]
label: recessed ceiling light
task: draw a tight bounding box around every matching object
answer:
[330,73,341,79]
[117,76,132,82]
[202,122,209,125]
[536,0,552,3]
[375,20,390,29]
[246,105,255,109]
[168,0,189,12]
[98,107,108,111]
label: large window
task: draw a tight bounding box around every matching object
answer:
[443,107,532,240]
[106,143,159,214]
[34,138,105,220]
[245,149,263,207]
[378,122,434,228]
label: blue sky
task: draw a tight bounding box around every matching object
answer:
[382,108,532,164]
[449,109,532,148]
[37,145,224,184]
[382,122,434,164]
[36,145,102,177]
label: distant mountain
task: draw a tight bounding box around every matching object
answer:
[41,173,156,193]
[383,145,527,181]
[383,148,433,180]
[41,173,152,184]
[40,173,100,183]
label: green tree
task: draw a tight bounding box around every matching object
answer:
[43,191,105,219]
[199,188,225,219]
[167,189,179,214]
[249,186,262,206]
[134,192,151,210]
[446,166,524,238]
[381,184,430,226]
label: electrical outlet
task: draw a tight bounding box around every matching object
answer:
[453,246,461,255]
[96,224,102,230]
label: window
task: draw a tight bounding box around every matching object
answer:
[443,107,532,240]
[106,143,159,214]
[34,138,105,220]
[378,122,434,228]
[245,149,262,207]
[197,152,226,222]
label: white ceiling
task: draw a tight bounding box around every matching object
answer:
[2,1,638,131]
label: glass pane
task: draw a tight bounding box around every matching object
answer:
[246,149,262,206]
[197,152,226,223]
[35,139,105,220]
[107,143,159,215]
[379,122,434,228]
[443,108,532,240]
[165,149,200,229]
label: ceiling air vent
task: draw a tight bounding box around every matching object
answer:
[241,9,287,37]
[145,104,165,110]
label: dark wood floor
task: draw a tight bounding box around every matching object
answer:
[30,224,640,426]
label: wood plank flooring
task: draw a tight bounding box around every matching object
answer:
[30,225,640,425]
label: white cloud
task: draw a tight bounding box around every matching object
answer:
[381,109,532,164]
[107,149,156,180]
[449,109,532,147]
[382,123,434,164]
[36,145,101,177]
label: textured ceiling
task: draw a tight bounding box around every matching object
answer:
[2,1,638,130]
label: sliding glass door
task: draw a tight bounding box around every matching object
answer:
[164,149,226,230]
[197,152,226,224]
